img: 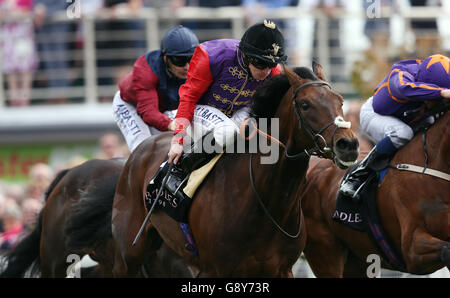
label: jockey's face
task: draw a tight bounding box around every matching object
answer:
[248,63,272,81]
[165,56,190,80]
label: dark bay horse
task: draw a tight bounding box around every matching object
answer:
[0,159,191,278]
[111,64,359,277]
[301,106,450,277]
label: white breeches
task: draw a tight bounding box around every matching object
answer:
[185,105,250,151]
[359,97,413,148]
[112,91,176,152]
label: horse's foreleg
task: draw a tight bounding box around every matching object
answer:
[403,228,450,274]
[342,251,367,278]
[111,197,149,277]
[302,220,347,277]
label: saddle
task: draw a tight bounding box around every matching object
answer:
[144,154,223,256]
[145,154,223,223]
[334,165,407,272]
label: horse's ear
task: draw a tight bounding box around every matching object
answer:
[312,61,327,81]
[283,65,304,87]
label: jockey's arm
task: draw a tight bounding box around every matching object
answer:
[133,59,172,131]
[172,46,213,143]
[388,70,445,102]
[168,45,213,164]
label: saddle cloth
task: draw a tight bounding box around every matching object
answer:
[333,166,407,272]
[145,153,223,223]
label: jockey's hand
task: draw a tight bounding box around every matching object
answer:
[167,120,176,131]
[441,89,450,98]
[168,142,184,165]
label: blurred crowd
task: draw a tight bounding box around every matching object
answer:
[1,0,449,106]
[0,131,129,251]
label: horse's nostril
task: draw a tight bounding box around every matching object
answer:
[336,138,359,152]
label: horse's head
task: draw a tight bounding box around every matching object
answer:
[282,63,359,168]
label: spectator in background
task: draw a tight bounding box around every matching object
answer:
[20,198,42,233]
[26,162,54,201]
[0,0,39,107]
[0,200,23,250]
[95,132,129,159]
[3,184,26,204]
[182,0,243,41]
[96,0,147,90]
[34,0,71,103]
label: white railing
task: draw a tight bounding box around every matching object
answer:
[0,6,448,128]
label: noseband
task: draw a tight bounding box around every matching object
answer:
[288,80,350,160]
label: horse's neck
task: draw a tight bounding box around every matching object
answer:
[251,149,310,213]
[246,90,312,212]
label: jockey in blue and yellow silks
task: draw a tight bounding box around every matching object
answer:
[340,54,450,200]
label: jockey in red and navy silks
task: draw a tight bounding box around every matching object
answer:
[165,20,286,196]
[112,25,199,152]
[340,54,450,200]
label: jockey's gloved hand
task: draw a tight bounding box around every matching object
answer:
[441,89,450,98]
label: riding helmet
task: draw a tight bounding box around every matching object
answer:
[239,19,287,64]
[416,54,450,89]
[161,25,199,56]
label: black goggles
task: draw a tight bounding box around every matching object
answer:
[247,56,277,70]
[168,55,192,67]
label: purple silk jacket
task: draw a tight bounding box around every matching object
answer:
[372,56,448,124]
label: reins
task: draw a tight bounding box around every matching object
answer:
[249,153,303,238]
[247,80,351,238]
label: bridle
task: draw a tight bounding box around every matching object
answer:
[249,79,351,239]
[288,80,349,160]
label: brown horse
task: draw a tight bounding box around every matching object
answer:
[0,158,191,278]
[110,64,359,277]
[301,106,450,277]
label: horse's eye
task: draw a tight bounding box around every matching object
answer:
[300,102,310,111]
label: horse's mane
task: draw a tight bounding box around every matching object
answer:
[250,67,318,120]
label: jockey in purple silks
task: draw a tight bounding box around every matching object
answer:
[340,54,450,200]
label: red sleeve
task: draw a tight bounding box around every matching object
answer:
[271,64,282,76]
[174,45,213,139]
[133,57,171,132]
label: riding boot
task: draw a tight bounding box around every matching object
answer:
[165,131,218,199]
[339,136,397,201]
